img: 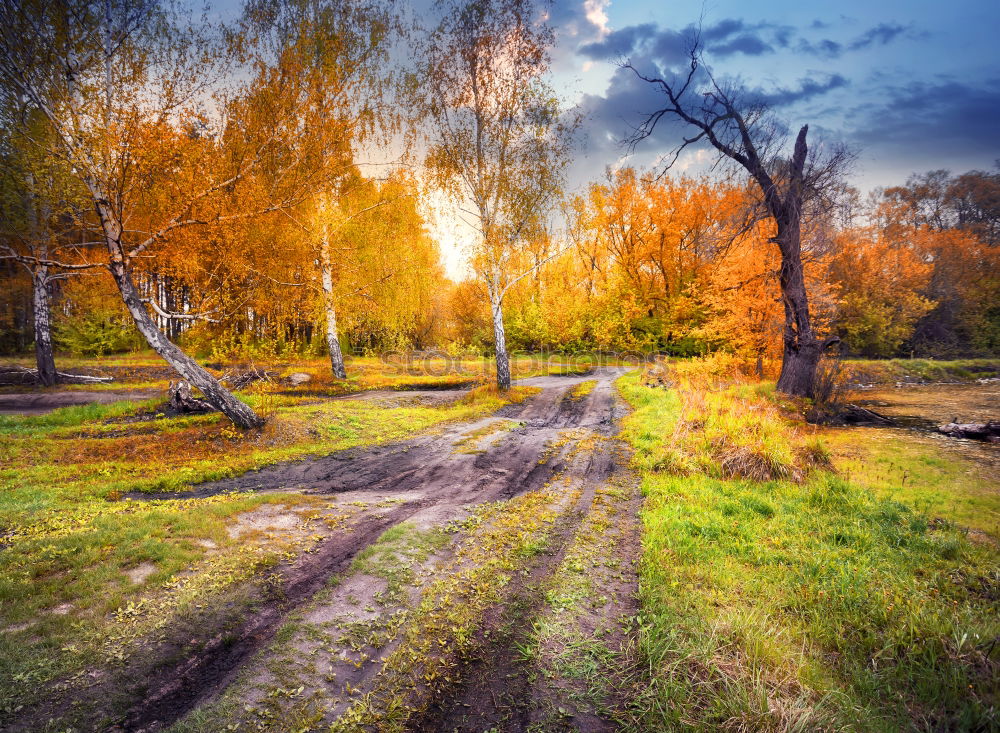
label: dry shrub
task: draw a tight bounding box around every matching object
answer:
[715,442,801,482]
[799,438,833,471]
[642,359,673,388]
[812,357,854,410]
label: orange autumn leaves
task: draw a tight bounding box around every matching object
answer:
[487,167,999,359]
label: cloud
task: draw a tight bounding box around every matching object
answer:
[797,22,908,59]
[577,18,789,66]
[851,79,1000,155]
[757,74,850,107]
[848,22,906,50]
[578,23,662,60]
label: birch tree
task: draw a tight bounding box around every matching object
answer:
[243,0,397,380]
[0,0,387,425]
[416,0,576,389]
[0,105,99,385]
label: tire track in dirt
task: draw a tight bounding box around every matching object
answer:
[11,369,628,733]
[409,409,629,732]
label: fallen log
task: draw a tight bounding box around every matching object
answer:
[5,366,114,384]
[841,404,895,425]
[937,421,1000,442]
[220,368,278,390]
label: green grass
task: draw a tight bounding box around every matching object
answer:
[617,368,999,731]
[0,382,538,719]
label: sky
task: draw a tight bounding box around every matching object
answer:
[206,0,1000,278]
[426,0,1000,276]
[547,0,1000,191]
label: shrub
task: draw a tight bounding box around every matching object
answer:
[55,307,143,356]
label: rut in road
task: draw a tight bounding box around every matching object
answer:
[411,430,632,732]
[10,370,638,733]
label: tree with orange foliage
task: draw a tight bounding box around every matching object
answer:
[828,225,934,357]
[0,0,395,425]
[624,39,852,396]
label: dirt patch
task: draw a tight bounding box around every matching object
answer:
[126,563,157,584]
[0,389,161,416]
[226,505,303,539]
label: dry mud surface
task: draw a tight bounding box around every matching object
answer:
[10,369,643,732]
[0,389,161,415]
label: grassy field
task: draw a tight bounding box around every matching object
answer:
[0,378,538,718]
[617,360,999,730]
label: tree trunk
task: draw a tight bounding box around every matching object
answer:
[776,339,822,397]
[319,220,347,380]
[773,216,823,398]
[491,295,511,390]
[97,210,263,428]
[31,268,57,387]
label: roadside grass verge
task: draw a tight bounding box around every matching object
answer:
[617,365,999,731]
[0,384,538,720]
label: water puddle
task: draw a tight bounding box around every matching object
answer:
[850,381,999,471]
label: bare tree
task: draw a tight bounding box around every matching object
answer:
[415,0,577,390]
[625,39,851,397]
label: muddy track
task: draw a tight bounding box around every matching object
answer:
[13,369,632,732]
[124,501,422,732]
[413,437,621,732]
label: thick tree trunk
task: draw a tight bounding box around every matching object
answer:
[491,295,511,390]
[319,221,347,380]
[31,268,57,387]
[96,209,263,428]
[773,216,823,398]
[776,339,823,397]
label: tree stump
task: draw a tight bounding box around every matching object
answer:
[168,381,214,413]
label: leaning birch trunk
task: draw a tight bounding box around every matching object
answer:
[491,294,511,391]
[319,213,347,380]
[31,267,57,387]
[97,206,264,428]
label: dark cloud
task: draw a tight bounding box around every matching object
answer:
[796,38,842,59]
[756,74,850,107]
[710,33,773,58]
[852,79,1000,153]
[797,22,908,59]
[577,18,788,65]
[848,22,906,50]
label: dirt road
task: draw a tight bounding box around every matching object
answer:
[0,388,161,415]
[13,368,643,732]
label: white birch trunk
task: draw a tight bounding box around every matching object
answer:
[490,289,511,391]
[32,267,57,387]
[318,204,347,380]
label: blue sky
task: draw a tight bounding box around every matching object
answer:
[547,0,1000,192]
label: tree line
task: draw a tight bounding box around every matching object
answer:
[1,0,998,427]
